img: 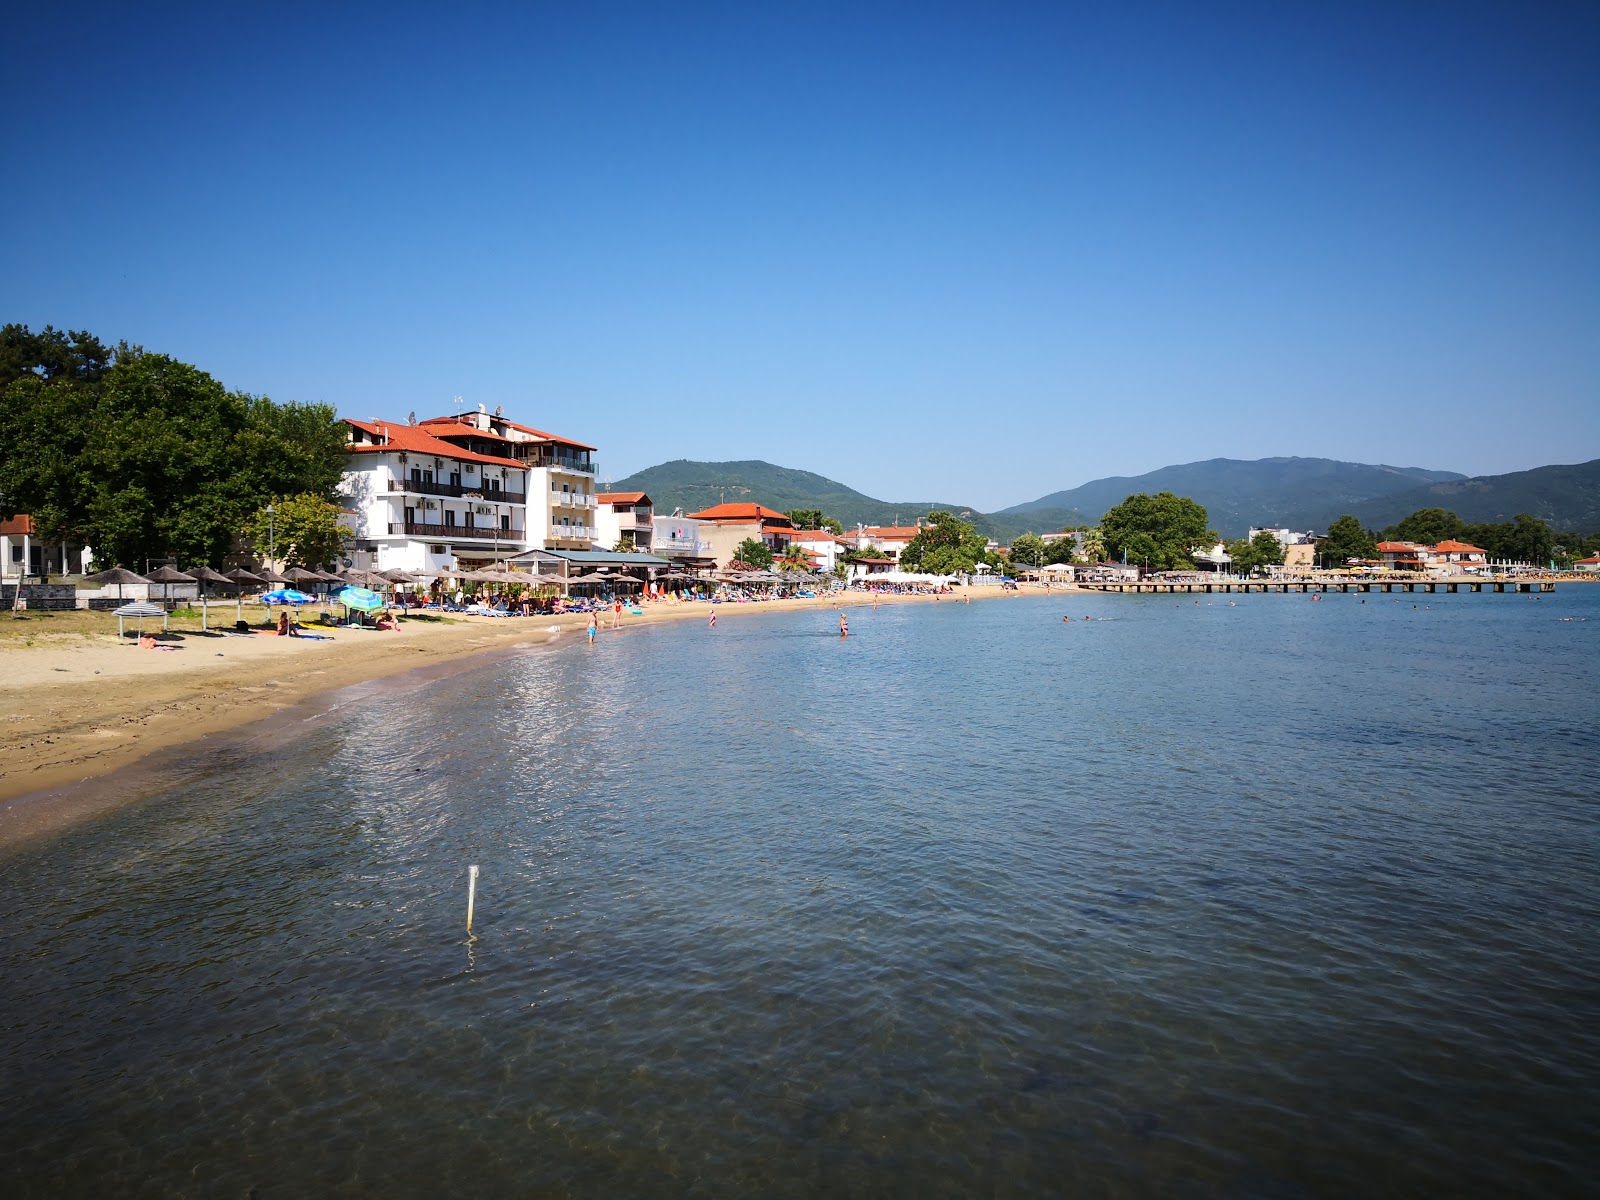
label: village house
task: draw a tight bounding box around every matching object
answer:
[648,509,717,572]
[685,503,795,567]
[785,528,853,573]
[1375,539,1489,573]
[847,522,922,563]
[594,491,654,552]
[1,514,91,581]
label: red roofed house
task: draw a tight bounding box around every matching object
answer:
[1376,541,1429,570]
[1,514,90,582]
[1575,555,1600,574]
[1431,539,1487,567]
[685,503,795,567]
[342,403,597,572]
[1376,539,1489,574]
[848,522,923,564]
[595,491,654,552]
[786,528,853,573]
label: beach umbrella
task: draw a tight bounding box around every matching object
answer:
[378,568,420,583]
[261,588,315,605]
[283,566,323,585]
[112,600,166,639]
[189,565,232,631]
[144,564,196,609]
[84,566,151,605]
[256,565,291,585]
[338,585,384,613]
[223,567,267,623]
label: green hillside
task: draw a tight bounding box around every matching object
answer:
[606,460,1012,537]
[1005,457,1464,536]
[1346,458,1600,532]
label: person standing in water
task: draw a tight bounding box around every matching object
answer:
[840,612,849,637]
[709,610,716,630]
[587,612,597,644]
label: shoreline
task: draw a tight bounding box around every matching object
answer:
[0,586,1054,850]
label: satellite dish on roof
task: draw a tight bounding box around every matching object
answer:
[494,405,503,416]
[408,411,416,425]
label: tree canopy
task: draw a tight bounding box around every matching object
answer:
[0,326,347,569]
[1008,532,1046,568]
[731,537,774,569]
[1227,530,1285,575]
[1320,514,1378,566]
[1099,492,1212,570]
[784,508,842,534]
[897,511,995,575]
[246,495,347,570]
[1384,508,1463,545]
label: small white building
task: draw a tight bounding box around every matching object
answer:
[786,528,852,573]
[594,491,654,552]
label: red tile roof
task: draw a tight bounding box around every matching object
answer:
[343,419,526,469]
[1577,555,1600,564]
[413,413,598,452]
[1376,541,1421,553]
[1432,540,1486,553]
[417,417,519,443]
[597,492,650,505]
[861,525,921,541]
[1,514,36,537]
[687,503,795,525]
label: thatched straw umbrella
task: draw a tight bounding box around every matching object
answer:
[83,566,151,606]
[144,564,196,609]
[224,567,267,623]
[188,565,233,631]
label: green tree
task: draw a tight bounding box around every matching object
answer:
[1078,527,1107,564]
[784,509,842,535]
[0,335,345,569]
[1385,508,1463,545]
[1009,532,1047,568]
[245,494,347,569]
[1043,536,1077,565]
[898,511,995,574]
[731,537,774,569]
[1499,513,1555,565]
[777,543,813,571]
[1320,514,1378,567]
[1228,530,1286,575]
[1100,492,1210,570]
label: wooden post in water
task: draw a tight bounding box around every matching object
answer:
[466,864,479,933]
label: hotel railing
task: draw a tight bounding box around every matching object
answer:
[387,480,526,504]
[395,521,522,540]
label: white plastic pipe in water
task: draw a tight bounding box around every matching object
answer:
[466,864,479,933]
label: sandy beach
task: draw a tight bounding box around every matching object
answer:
[0,585,1057,847]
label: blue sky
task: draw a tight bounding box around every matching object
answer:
[4,1,1596,508]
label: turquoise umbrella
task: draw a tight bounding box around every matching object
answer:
[338,585,384,612]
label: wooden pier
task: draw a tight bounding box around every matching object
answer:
[1078,579,1558,595]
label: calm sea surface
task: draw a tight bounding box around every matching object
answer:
[1,587,1597,1197]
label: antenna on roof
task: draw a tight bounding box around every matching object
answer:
[453,395,464,411]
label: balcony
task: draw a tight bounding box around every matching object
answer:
[528,457,596,474]
[387,479,526,505]
[548,525,593,542]
[395,521,523,541]
[550,490,594,509]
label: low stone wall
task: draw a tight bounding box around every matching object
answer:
[0,583,79,611]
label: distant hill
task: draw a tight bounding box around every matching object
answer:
[609,455,1599,546]
[1346,458,1600,533]
[606,460,997,535]
[1004,457,1465,536]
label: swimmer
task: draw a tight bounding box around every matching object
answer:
[840,613,849,637]
[708,611,716,629]
[1063,615,1072,622]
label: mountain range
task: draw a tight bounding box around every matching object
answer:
[608,456,1600,541]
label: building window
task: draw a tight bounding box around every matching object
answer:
[444,511,456,527]
[449,470,461,488]
[501,515,510,531]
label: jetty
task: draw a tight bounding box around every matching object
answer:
[1080,579,1558,595]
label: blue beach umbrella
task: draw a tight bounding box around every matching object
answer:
[338,585,384,612]
[261,588,315,605]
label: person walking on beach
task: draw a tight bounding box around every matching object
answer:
[612,597,623,629]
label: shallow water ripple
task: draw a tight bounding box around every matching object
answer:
[1,589,1597,1196]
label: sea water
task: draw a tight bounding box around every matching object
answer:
[1,588,1596,1197]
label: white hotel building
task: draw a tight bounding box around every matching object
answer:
[341,406,597,573]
